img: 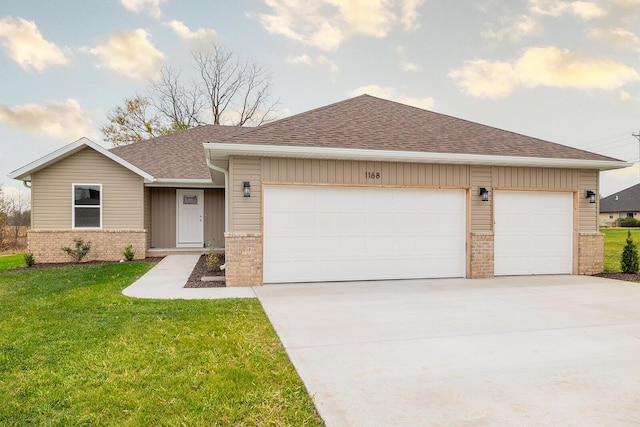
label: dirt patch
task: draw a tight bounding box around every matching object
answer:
[593,272,640,282]
[184,254,226,288]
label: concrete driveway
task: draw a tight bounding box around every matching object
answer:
[253,275,640,426]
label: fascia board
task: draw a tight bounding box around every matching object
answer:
[203,143,630,171]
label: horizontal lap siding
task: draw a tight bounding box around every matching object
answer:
[31,147,143,229]
[471,166,492,232]
[578,170,598,232]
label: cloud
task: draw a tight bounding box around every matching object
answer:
[286,54,312,64]
[589,27,640,50]
[449,46,640,98]
[120,0,165,18]
[350,84,435,109]
[528,0,606,19]
[259,0,425,51]
[165,20,217,43]
[0,17,69,72]
[401,61,420,71]
[0,99,96,140]
[286,53,338,74]
[482,15,538,41]
[86,29,165,81]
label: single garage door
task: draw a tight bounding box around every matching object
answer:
[494,190,573,275]
[263,185,466,283]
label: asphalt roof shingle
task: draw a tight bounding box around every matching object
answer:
[109,94,622,180]
[600,184,640,212]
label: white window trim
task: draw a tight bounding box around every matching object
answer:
[72,183,103,229]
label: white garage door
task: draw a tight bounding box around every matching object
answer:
[263,186,466,283]
[495,191,573,276]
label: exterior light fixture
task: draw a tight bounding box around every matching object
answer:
[586,190,596,204]
[243,181,251,197]
[479,187,489,202]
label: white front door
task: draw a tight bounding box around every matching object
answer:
[176,189,204,248]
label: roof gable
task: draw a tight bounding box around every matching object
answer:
[600,184,640,212]
[10,137,154,182]
[222,95,620,163]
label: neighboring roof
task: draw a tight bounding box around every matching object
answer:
[10,137,154,182]
[600,184,640,212]
[207,95,624,169]
[110,125,244,180]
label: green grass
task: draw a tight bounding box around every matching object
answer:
[0,253,26,272]
[601,228,640,272]
[0,262,323,426]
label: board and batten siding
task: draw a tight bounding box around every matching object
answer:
[31,147,144,229]
[144,187,152,248]
[149,188,225,248]
[230,157,262,232]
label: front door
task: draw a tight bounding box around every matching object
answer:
[176,189,204,248]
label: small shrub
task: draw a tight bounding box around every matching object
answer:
[24,251,35,267]
[62,239,92,263]
[207,242,218,271]
[621,230,639,273]
[122,244,136,261]
[618,217,640,228]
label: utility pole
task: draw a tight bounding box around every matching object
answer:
[635,131,640,182]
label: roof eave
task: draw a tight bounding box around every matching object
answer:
[10,137,155,182]
[146,178,221,188]
[203,143,630,171]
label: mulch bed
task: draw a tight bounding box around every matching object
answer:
[593,272,640,282]
[6,257,166,273]
[184,254,226,288]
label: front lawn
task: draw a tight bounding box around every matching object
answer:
[601,228,640,272]
[0,253,25,272]
[0,262,323,426]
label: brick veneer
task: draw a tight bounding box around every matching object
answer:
[224,232,263,287]
[578,232,604,275]
[469,232,494,278]
[28,229,146,263]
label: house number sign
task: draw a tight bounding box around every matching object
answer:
[365,172,381,179]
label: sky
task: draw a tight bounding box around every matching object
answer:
[1,0,640,203]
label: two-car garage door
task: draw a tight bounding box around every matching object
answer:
[263,186,466,283]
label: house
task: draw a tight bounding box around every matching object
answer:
[11,95,629,286]
[599,183,640,227]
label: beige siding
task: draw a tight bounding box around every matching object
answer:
[470,166,492,232]
[150,188,176,248]
[204,189,225,248]
[261,158,470,187]
[578,169,599,233]
[230,157,262,232]
[31,147,144,229]
[144,187,152,248]
[492,167,579,189]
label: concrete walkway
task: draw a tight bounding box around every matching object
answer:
[122,255,256,299]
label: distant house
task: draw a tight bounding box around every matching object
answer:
[599,183,640,227]
[11,95,629,285]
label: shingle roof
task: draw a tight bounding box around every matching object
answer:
[223,94,618,162]
[110,94,622,180]
[110,125,244,179]
[600,184,640,212]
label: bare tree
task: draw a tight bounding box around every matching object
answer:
[101,43,279,146]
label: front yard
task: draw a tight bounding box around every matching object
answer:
[601,228,640,272]
[0,258,323,426]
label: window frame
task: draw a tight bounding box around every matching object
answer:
[72,183,103,229]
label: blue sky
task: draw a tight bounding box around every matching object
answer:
[1,0,639,201]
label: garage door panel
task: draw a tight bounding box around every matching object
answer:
[495,191,573,276]
[264,186,466,283]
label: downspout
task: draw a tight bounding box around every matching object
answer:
[23,181,31,189]
[205,152,229,238]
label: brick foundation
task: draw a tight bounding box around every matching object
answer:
[469,232,494,278]
[224,232,263,287]
[28,229,147,263]
[578,232,604,275]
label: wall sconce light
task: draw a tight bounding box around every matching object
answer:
[586,190,596,204]
[243,181,251,197]
[479,187,489,202]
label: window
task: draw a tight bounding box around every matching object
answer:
[73,184,101,228]
[625,212,635,219]
[609,214,614,219]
